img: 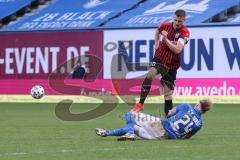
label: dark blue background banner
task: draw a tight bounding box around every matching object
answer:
[0,0,32,19]
[6,0,140,30]
[105,0,240,27]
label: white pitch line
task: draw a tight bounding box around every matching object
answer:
[0,147,130,157]
[0,152,27,157]
[166,144,225,148]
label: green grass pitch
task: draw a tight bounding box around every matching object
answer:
[0,103,240,160]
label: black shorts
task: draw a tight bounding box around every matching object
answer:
[150,58,177,89]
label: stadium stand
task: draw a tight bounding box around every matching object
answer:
[205,2,240,23]
[4,0,143,31]
[1,0,240,31]
[221,4,240,23]
[0,0,52,28]
[229,14,240,23]
[104,0,240,27]
[0,0,31,27]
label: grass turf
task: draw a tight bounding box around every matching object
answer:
[0,103,240,160]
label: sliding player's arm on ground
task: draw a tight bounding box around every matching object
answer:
[183,130,198,139]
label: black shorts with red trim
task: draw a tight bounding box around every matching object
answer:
[150,58,177,90]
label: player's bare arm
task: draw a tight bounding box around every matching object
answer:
[154,28,160,51]
[161,30,184,54]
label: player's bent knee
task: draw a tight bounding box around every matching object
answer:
[125,112,135,123]
[146,68,157,80]
[146,72,155,80]
[164,93,173,100]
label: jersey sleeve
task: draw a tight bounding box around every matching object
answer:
[178,28,190,46]
[183,129,198,139]
[158,23,165,33]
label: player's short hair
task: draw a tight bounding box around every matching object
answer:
[200,98,212,113]
[175,9,186,18]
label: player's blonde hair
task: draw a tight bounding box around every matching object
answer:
[200,98,212,113]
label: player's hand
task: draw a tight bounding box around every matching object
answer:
[168,107,176,116]
[168,110,173,116]
[161,30,168,40]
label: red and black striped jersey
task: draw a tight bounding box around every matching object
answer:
[155,22,190,70]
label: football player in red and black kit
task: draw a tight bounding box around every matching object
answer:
[131,9,190,116]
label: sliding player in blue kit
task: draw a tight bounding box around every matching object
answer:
[95,98,212,141]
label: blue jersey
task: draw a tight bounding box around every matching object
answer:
[162,104,202,139]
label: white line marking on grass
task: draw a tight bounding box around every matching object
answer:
[93,147,128,151]
[166,144,224,149]
[0,152,27,157]
[117,159,152,160]
[0,147,130,157]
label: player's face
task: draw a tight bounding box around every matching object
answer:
[173,16,185,29]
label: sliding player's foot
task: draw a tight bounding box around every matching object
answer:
[130,103,144,113]
[117,133,135,141]
[95,128,107,137]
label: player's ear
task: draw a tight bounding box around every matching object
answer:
[182,17,186,22]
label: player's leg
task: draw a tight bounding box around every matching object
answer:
[106,122,134,136]
[118,112,167,140]
[133,112,162,140]
[139,67,158,103]
[108,112,135,136]
[134,125,157,140]
[130,67,157,113]
[96,124,134,137]
[134,121,167,140]
[95,128,108,137]
[96,112,135,137]
[118,112,155,141]
[131,58,169,113]
[161,69,177,116]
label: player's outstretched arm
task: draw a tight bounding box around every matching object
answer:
[183,130,198,139]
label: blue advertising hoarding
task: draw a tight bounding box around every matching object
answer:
[6,0,140,30]
[105,0,240,27]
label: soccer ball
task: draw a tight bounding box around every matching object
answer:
[30,85,45,99]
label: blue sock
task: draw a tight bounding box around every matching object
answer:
[107,123,134,136]
[106,123,134,136]
[106,112,135,136]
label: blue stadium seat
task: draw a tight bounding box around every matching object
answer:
[3,0,240,30]
[104,0,240,27]
[0,0,32,20]
[5,0,141,31]
[228,14,240,23]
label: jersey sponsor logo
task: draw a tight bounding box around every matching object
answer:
[175,33,180,39]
